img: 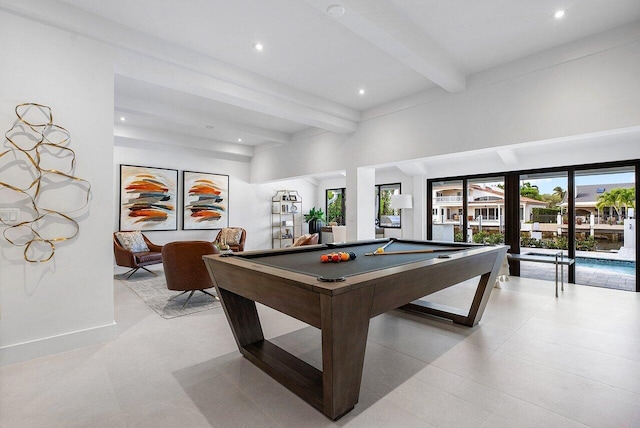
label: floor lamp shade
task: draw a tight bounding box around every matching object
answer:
[390,194,413,209]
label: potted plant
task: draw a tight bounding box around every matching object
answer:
[304,207,325,239]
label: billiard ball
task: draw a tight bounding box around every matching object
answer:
[340,252,349,261]
[320,254,329,263]
[331,253,341,262]
[348,252,356,260]
[374,247,384,254]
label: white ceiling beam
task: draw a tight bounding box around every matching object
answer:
[303,0,466,93]
[497,149,519,168]
[0,0,360,133]
[114,135,252,163]
[115,95,291,145]
[303,177,320,186]
[114,124,254,160]
[395,162,429,177]
[114,50,358,134]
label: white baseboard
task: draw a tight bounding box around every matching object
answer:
[0,322,118,367]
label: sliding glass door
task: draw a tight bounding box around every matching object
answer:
[467,177,505,244]
[431,180,463,242]
[518,172,569,284]
[573,167,635,290]
[428,159,638,292]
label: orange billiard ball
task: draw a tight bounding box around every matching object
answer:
[340,252,349,261]
[320,254,329,263]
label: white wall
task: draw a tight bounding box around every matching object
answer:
[251,38,640,183]
[0,12,115,365]
[114,141,317,251]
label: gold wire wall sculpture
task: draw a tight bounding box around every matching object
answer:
[0,103,91,262]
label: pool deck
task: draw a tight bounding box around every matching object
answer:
[517,247,636,292]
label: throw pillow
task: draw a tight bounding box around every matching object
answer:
[292,234,311,247]
[219,228,242,245]
[116,231,150,252]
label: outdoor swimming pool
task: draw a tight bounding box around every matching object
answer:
[521,253,636,291]
[525,253,636,276]
[575,257,636,276]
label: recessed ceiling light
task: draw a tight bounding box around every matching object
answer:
[554,9,566,19]
[237,138,242,142]
[119,116,126,121]
[253,42,264,51]
[358,89,365,95]
[327,4,345,17]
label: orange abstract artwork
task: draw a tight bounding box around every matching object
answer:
[120,165,177,231]
[183,172,228,230]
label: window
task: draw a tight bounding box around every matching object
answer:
[376,183,401,228]
[428,160,638,292]
[474,208,499,220]
[467,177,505,243]
[326,188,345,225]
[430,179,464,241]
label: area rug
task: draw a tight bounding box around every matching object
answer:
[120,271,221,319]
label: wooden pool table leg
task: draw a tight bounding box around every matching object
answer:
[216,287,326,412]
[320,287,375,420]
[400,248,506,327]
[216,287,264,348]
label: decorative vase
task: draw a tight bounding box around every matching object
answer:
[308,219,323,243]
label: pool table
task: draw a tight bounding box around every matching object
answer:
[203,239,507,420]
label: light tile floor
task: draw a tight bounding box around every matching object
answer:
[2,266,640,427]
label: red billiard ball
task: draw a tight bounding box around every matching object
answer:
[331,253,341,262]
[320,254,329,263]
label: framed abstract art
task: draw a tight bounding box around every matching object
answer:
[182,170,229,230]
[119,165,178,231]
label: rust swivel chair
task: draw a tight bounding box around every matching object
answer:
[161,241,220,309]
[113,232,163,279]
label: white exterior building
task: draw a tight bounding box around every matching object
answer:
[433,184,547,230]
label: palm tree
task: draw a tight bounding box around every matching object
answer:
[619,187,635,211]
[596,190,620,221]
[520,182,541,200]
[596,187,635,221]
[553,186,565,199]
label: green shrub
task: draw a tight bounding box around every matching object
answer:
[521,237,544,248]
[472,231,488,244]
[541,236,568,250]
[486,233,504,245]
[473,231,504,245]
[521,235,594,251]
[576,236,596,251]
[531,207,561,223]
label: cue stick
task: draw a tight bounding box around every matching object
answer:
[379,239,395,251]
[364,248,463,256]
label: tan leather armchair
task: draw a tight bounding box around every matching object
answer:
[161,241,219,308]
[213,227,246,252]
[292,233,319,246]
[113,233,163,278]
